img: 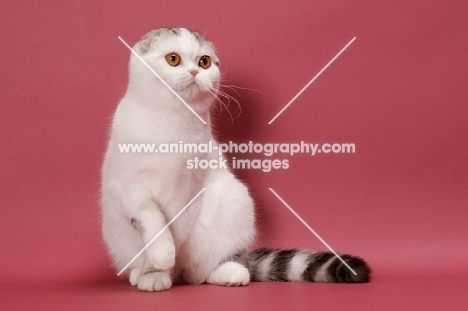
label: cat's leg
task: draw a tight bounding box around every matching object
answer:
[112,184,176,291]
[117,183,176,273]
[130,197,176,292]
[131,203,175,291]
[102,205,145,285]
[103,206,173,291]
[132,205,176,272]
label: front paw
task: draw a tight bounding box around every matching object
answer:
[137,272,172,292]
[129,267,142,286]
[146,243,176,271]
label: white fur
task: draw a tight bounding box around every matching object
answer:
[314,257,335,282]
[129,267,141,286]
[137,271,172,292]
[101,28,255,291]
[206,261,250,286]
[287,252,310,281]
[256,253,275,281]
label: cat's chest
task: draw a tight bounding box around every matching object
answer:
[154,117,211,145]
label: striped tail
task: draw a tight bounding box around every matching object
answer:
[247,248,371,283]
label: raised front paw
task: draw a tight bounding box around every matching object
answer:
[137,271,172,292]
[146,242,176,271]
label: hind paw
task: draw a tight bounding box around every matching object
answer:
[207,261,250,287]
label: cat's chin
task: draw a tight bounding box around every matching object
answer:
[179,85,213,105]
[189,96,214,113]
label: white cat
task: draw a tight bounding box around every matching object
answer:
[101,28,370,292]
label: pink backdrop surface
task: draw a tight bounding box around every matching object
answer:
[1,0,467,309]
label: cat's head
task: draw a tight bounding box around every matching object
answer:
[130,28,220,111]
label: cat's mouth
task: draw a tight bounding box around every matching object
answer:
[174,81,203,100]
[185,82,200,94]
[174,77,212,100]
[179,79,201,92]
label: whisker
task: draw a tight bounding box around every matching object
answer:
[207,88,234,123]
[221,84,266,96]
[220,85,240,97]
[211,88,242,119]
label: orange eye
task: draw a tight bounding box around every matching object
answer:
[165,53,180,66]
[199,55,211,69]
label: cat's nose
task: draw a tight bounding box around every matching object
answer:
[190,70,198,77]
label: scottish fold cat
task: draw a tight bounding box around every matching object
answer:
[101,28,370,291]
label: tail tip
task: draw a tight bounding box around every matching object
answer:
[341,255,372,283]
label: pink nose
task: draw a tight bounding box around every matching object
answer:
[190,70,198,77]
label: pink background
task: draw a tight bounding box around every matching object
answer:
[1,0,467,309]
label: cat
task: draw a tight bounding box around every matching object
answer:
[101,27,371,291]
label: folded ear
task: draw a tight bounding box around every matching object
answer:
[138,29,164,54]
[138,28,181,54]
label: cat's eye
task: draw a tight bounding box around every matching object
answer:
[199,55,211,69]
[166,53,181,67]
